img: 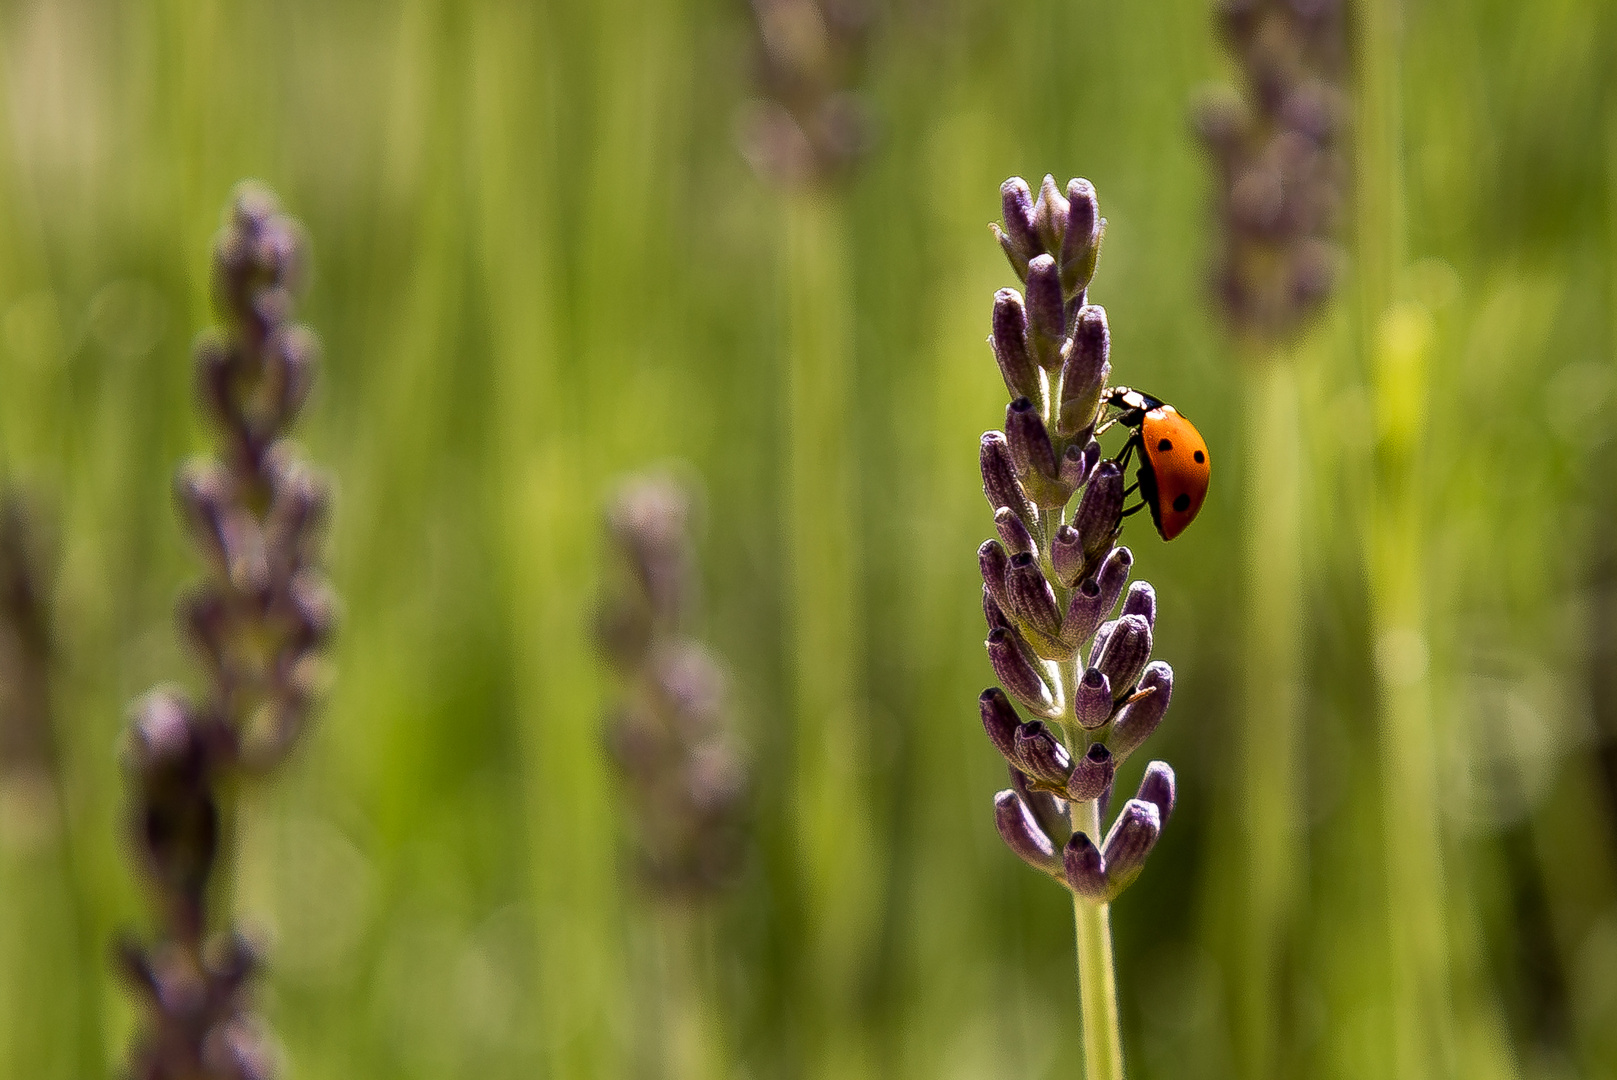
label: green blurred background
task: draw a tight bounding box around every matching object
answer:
[1,0,1615,1077]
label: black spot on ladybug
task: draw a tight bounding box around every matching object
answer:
[1193,450,1205,463]
[1157,438,1173,452]
[1172,493,1191,512]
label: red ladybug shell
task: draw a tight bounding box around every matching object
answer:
[1138,404,1209,540]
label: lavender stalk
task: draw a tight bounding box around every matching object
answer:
[117,183,335,1080]
[597,475,748,1080]
[742,6,879,1075]
[1195,3,1345,1073]
[979,176,1187,1080]
[597,476,748,899]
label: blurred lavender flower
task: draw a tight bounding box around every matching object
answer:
[979,175,1178,905]
[118,182,335,1080]
[1196,0,1347,338]
[0,491,61,846]
[597,476,749,899]
[740,0,874,186]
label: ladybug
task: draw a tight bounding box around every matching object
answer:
[1099,386,1210,541]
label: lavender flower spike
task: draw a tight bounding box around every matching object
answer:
[119,183,335,1079]
[597,475,750,896]
[974,176,1189,968]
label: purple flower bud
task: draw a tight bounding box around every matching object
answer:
[1095,613,1152,696]
[129,690,200,771]
[1087,619,1115,669]
[996,177,1040,277]
[179,586,229,673]
[264,325,318,428]
[1032,175,1070,260]
[174,464,235,575]
[1072,461,1123,558]
[983,588,1012,632]
[1005,553,1061,637]
[990,290,1040,401]
[978,539,1012,614]
[264,465,330,575]
[1064,831,1109,902]
[1101,799,1161,894]
[981,431,1037,528]
[1059,440,1099,490]
[1067,743,1114,802]
[1108,661,1173,760]
[1058,306,1111,437]
[979,687,1021,761]
[1073,668,1114,730]
[1009,764,1070,843]
[194,334,235,430]
[1024,255,1066,370]
[1061,580,1106,648]
[1059,179,1103,296]
[993,506,1035,556]
[1051,525,1086,587]
[1058,543,1132,638]
[286,571,335,651]
[1122,580,1157,628]
[994,789,1061,873]
[1006,399,1058,483]
[986,627,1054,715]
[1095,546,1134,613]
[1014,720,1073,788]
[202,1018,275,1080]
[1136,760,1176,825]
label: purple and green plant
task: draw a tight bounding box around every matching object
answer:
[116,184,335,1080]
[598,475,748,900]
[977,175,1180,1080]
[596,474,749,1080]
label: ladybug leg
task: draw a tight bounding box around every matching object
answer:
[1120,500,1148,518]
[1112,431,1142,475]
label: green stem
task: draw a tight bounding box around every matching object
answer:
[650,906,726,1080]
[1355,1,1457,1077]
[1235,350,1304,1080]
[1070,797,1125,1080]
[783,189,876,1078]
